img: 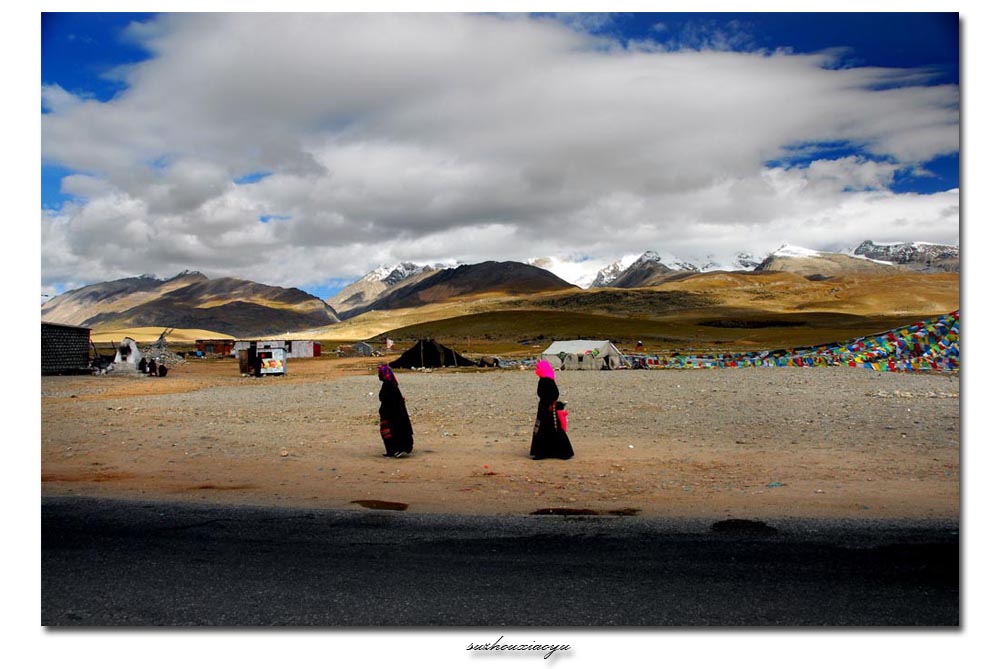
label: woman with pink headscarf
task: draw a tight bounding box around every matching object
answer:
[529,359,574,460]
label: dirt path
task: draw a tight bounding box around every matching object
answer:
[41,356,959,519]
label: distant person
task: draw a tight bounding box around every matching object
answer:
[252,347,263,377]
[530,360,574,460]
[148,359,159,376]
[138,357,148,374]
[377,364,413,458]
[158,363,168,377]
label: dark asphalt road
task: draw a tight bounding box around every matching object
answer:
[41,496,959,626]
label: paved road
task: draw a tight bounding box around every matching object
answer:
[42,497,958,626]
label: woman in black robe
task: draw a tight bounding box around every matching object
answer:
[377,364,414,458]
[529,359,574,460]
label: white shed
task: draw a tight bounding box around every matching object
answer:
[288,340,321,358]
[541,340,624,370]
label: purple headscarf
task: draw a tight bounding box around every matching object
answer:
[378,364,398,385]
[535,359,555,379]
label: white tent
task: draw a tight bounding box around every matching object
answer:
[112,337,141,370]
[541,340,623,370]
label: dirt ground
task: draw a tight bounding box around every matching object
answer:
[40,356,960,520]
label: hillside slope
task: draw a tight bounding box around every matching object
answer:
[41,271,207,326]
[80,276,340,338]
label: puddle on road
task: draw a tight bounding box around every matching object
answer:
[351,499,409,511]
[606,508,641,517]
[531,507,642,517]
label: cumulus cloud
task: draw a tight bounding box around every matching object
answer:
[41,13,959,292]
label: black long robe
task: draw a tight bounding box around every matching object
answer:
[529,376,574,460]
[379,379,414,456]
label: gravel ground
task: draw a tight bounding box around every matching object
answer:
[41,361,960,519]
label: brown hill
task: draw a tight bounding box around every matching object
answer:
[44,272,340,338]
[80,276,340,338]
[354,261,576,314]
[40,270,207,326]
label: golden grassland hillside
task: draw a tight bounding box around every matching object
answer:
[279,271,958,356]
[89,327,236,345]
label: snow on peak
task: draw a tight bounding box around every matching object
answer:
[364,265,396,282]
[362,262,430,285]
[772,244,821,258]
[651,251,699,272]
[636,250,661,264]
[590,253,642,288]
[697,252,764,272]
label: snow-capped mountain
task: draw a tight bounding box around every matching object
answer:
[640,250,700,272]
[589,254,642,288]
[590,250,762,286]
[327,262,442,314]
[756,243,902,276]
[853,240,959,272]
[369,262,433,286]
[601,251,701,288]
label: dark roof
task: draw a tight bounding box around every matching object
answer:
[42,321,91,331]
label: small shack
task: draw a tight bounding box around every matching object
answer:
[541,340,624,370]
[195,338,235,357]
[389,339,475,369]
[353,341,374,356]
[41,322,91,375]
[237,341,287,376]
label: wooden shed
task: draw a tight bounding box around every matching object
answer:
[195,339,235,357]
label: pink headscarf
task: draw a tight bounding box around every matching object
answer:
[535,359,555,379]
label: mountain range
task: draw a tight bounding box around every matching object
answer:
[852,240,960,272]
[42,240,958,338]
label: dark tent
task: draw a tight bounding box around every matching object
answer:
[388,339,476,369]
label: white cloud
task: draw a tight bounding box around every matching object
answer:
[41,13,959,292]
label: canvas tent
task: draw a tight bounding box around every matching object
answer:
[112,337,142,371]
[542,340,624,370]
[389,339,475,369]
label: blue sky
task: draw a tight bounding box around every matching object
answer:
[41,12,960,297]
